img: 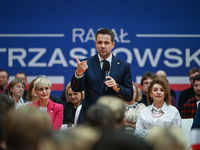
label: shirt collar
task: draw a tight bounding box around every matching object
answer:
[150,102,168,113]
[98,53,112,63]
[10,96,24,104]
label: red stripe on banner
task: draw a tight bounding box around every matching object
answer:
[169,84,191,91]
[138,84,190,91]
[26,84,64,91]
[51,84,64,91]
[192,144,200,150]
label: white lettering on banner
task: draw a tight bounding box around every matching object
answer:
[186,48,200,67]
[9,48,26,67]
[72,28,131,43]
[164,48,183,67]
[48,48,68,67]
[28,48,46,67]
[4,47,200,68]
[68,48,88,66]
[113,48,132,63]
[133,48,162,67]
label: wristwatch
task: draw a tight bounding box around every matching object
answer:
[115,83,120,92]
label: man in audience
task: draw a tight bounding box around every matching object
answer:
[181,74,200,118]
[15,72,28,100]
[178,68,200,114]
[139,72,156,106]
[0,70,9,94]
[156,70,176,100]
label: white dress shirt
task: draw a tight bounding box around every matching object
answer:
[135,102,182,137]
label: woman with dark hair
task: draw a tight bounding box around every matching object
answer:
[135,77,182,137]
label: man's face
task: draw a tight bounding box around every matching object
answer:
[141,78,153,95]
[95,34,115,60]
[0,71,9,87]
[193,80,200,97]
[15,73,27,85]
[190,72,200,85]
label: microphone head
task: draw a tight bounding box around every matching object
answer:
[103,60,110,71]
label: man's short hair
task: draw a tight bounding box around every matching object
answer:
[189,68,200,76]
[140,72,157,86]
[193,74,200,85]
[0,69,9,79]
[95,28,115,43]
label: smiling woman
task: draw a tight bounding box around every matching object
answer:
[28,77,63,131]
[135,77,182,138]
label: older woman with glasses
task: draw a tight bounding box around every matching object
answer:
[63,82,85,126]
[28,77,63,131]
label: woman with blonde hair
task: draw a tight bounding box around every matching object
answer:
[28,77,63,130]
[125,82,146,134]
[135,77,181,137]
[63,82,85,126]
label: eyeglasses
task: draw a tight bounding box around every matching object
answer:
[68,92,79,98]
[37,87,50,92]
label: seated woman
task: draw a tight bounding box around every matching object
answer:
[135,77,182,138]
[63,82,85,126]
[8,78,28,108]
[28,77,63,131]
[125,82,146,134]
[26,78,39,103]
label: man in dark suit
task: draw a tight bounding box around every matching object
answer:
[71,28,133,122]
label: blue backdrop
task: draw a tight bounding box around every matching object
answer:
[0,0,200,101]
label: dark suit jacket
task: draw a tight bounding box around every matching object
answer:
[71,54,133,107]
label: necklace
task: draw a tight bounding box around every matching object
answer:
[151,108,164,118]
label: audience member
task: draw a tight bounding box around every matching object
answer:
[84,104,115,131]
[125,82,146,134]
[181,74,200,118]
[7,78,28,109]
[178,67,200,114]
[71,28,133,122]
[0,70,9,94]
[135,77,182,138]
[2,106,52,150]
[28,77,63,130]
[40,125,101,150]
[92,131,153,150]
[0,94,15,150]
[15,72,28,100]
[140,72,157,106]
[26,78,38,103]
[97,96,126,130]
[63,82,84,126]
[37,75,63,105]
[156,70,176,100]
[144,126,188,150]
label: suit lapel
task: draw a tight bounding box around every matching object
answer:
[110,55,120,79]
[91,54,104,89]
[47,99,55,124]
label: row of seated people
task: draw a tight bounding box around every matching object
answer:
[0,90,190,150]
[0,68,200,131]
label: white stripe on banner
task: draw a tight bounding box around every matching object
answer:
[136,34,200,38]
[9,76,64,84]
[0,34,65,37]
[136,76,190,84]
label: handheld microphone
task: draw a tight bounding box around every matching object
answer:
[103,60,110,90]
